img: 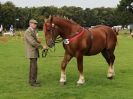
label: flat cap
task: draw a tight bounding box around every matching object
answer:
[29,19,38,24]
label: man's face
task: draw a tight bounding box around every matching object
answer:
[30,23,37,29]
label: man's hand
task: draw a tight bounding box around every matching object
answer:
[42,45,48,57]
[38,44,43,49]
[43,45,48,50]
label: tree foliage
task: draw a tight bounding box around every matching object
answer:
[0,0,132,30]
[117,0,133,25]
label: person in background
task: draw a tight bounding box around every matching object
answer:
[9,25,14,34]
[0,24,3,36]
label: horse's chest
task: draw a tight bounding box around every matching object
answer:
[63,44,78,55]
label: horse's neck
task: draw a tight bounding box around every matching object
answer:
[53,17,72,29]
[53,17,80,38]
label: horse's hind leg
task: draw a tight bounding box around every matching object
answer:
[102,49,115,79]
[60,51,72,85]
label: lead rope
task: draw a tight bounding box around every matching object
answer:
[42,44,57,58]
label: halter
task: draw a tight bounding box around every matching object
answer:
[44,24,47,33]
[44,23,56,41]
[63,28,85,44]
[44,23,62,43]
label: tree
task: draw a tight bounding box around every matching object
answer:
[1,1,16,30]
[1,1,132,29]
[0,2,2,24]
[117,0,132,11]
[117,0,133,25]
[84,8,98,26]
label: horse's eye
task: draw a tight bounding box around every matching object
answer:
[47,29,51,32]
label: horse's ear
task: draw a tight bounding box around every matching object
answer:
[44,18,47,23]
[49,15,53,23]
[44,15,49,23]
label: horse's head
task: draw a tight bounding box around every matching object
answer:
[44,15,80,47]
[44,16,60,48]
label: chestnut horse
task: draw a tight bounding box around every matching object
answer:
[44,16,117,85]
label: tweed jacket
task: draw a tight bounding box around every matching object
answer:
[24,27,42,58]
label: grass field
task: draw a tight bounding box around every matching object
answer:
[0,30,133,99]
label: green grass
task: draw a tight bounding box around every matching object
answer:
[0,31,133,99]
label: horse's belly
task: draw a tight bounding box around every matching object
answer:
[84,48,103,56]
[84,41,106,56]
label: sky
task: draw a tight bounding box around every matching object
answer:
[0,0,120,9]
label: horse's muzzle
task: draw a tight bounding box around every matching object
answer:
[48,40,55,48]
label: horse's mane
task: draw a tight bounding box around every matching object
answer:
[53,15,78,25]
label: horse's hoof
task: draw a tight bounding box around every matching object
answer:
[107,72,114,80]
[77,83,84,86]
[107,76,113,80]
[60,82,66,85]
[77,79,85,86]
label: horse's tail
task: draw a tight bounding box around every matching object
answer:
[112,27,119,36]
[111,28,118,46]
[106,27,118,49]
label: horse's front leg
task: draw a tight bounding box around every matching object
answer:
[76,53,85,85]
[60,51,72,85]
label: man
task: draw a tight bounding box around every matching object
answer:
[24,19,43,87]
[9,25,14,35]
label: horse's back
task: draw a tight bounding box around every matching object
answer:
[98,25,117,50]
[90,25,117,52]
